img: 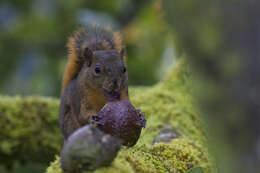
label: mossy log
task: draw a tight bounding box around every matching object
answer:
[0,60,214,173]
[0,96,62,169]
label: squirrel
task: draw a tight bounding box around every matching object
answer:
[59,25,129,139]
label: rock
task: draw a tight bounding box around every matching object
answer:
[91,100,146,147]
[60,125,121,173]
[152,124,179,144]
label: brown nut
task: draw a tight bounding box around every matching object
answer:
[91,100,146,147]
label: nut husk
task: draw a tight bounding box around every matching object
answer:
[92,100,146,147]
[60,125,121,172]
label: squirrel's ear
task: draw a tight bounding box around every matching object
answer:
[83,48,93,67]
[120,47,125,58]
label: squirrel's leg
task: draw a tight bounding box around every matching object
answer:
[59,96,81,139]
[77,98,97,126]
[60,105,81,139]
[59,79,82,139]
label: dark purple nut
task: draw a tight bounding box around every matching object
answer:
[91,100,146,147]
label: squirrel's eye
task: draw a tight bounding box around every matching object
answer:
[95,66,101,74]
[122,67,126,73]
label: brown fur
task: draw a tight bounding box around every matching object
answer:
[59,26,129,139]
[62,26,125,93]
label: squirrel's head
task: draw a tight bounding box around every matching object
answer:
[77,48,128,100]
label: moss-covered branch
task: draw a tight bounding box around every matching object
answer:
[47,60,213,173]
[0,60,214,172]
[0,96,63,169]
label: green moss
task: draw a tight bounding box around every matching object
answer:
[0,59,214,172]
[45,60,214,173]
[46,157,63,173]
[0,96,63,168]
[124,139,211,173]
[47,139,211,173]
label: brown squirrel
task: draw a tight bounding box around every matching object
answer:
[59,25,129,139]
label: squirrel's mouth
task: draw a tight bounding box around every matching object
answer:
[103,89,120,101]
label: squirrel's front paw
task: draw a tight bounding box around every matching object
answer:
[91,114,104,126]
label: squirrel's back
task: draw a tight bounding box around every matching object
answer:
[62,25,125,93]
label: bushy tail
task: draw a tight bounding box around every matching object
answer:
[62,25,124,93]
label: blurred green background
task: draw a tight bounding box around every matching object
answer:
[0,0,175,97]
